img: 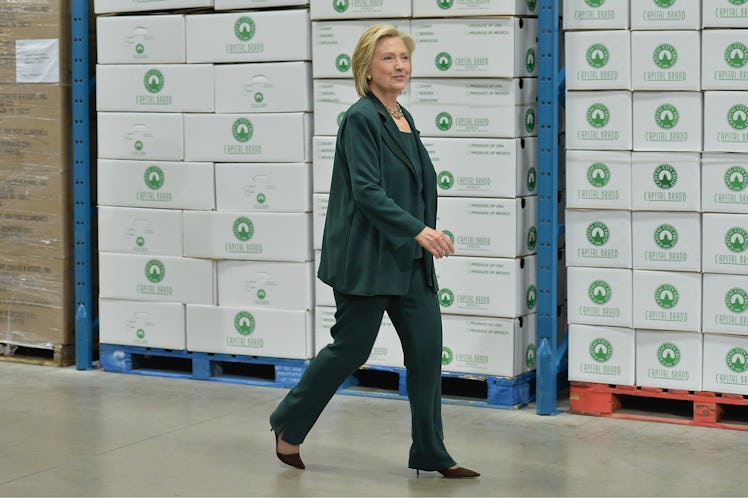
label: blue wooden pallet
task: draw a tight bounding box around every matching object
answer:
[99,344,309,388]
[339,366,536,410]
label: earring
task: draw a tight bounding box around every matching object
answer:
[367,75,371,80]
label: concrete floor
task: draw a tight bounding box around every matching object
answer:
[0,361,744,497]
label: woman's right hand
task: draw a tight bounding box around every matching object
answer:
[415,227,455,259]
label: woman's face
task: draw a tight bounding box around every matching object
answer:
[368,36,411,97]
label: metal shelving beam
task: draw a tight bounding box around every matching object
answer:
[72,0,94,370]
[536,0,566,415]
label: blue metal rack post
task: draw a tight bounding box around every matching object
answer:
[536,0,567,415]
[72,0,94,370]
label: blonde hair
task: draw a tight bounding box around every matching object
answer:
[352,24,415,98]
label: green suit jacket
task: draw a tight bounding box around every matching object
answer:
[317,93,439,296]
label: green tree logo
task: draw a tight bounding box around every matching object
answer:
[526,344,536,368]
[655,104,679,129]
[527,285,537,310]
[527,167,537,192]
[436,112,453,131]
[134,140,144,151]
[725,166,748,192]
[525,109,536,133]
[233,216,254,241]
[232,118,253,142]
[586,221,609,246]
[335,54,351,72]
[136,329,146,339]
[144,165,164,190]
[655,284,679,309]
[726,346,748,373]
[526,48,536,73]
[585,0,605,7]
[438,289,455,307]
[441,347,453,365]
[654,224,678,249]
[726,227,748,252]
[527,0,537,11]
[234,17,256,41]
[435,52,452,71]
[143,69,164,94]
[437,0,454,9]
[588,280,612,305]
[657,342,681,368]
[726,288,748,313]
[442,230,455,244]
[728,104,748,130]
[655,0,676,6]
[145,259,165,283]
[234,311,255,336]
[586,103,610,128]
[653,164,677,189]
[337,112,346,126]
[256,193,266,204]
[437,171,454,190]
[257,289,267,300]
[587,162,610,187]
[254,92,264,103]
[135,43,145,55]
[586,43,609,68]
[589,338,613,363]
[729,0,747,6]
[653,44,678,69]
[725,42,748,68]
[333,0,349,12]
[136,237,145,247]
[527,226,537,251]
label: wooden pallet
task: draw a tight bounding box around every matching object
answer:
[0,342,75,367]
[570,381,748,431]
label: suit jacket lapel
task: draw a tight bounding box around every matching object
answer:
[368,94,417,179]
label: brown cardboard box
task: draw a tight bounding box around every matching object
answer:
[0,0,70,83]
[0,300,73,345]
[0,210,71,257]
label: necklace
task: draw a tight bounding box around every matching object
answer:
[387,102,404,120]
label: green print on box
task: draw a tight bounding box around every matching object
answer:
[442,230,455,244]
[653,164,677,189]
[232,118,253,142]
[333,0,349,12]
[586,44,609,69]
[143,69,164,94]
[729,0,747,6]
[654,224,678,249]
[653,44,677,70]
[526,49,536,73]
[655,104,679,130]
[728,105,748,130]
[657,343,681,368]
[586,221,609,246]
[527,226,537,251]
[254,92,264,103]
[589,338,612,363]
[585,0,605,7]
[586,104,610,128]
[441,347,453,366]
[655,284,679,309]
[144,166,164,190]
[527,168,537,192]
[234,17,256,42]
[587,163,610,187]
[654,0,676,7]
[136,329,146,340]
[337,112,345,126]
[527,0,537,12]
[135,43,145,55]
[234,311,256,336]
[725,166,748,192]
[726,227,748,252]
[437,0,454,9]
[726,288,748,313]
[525,109,536,133]
[335,54,351,73]
[136,237,145,247]
[256,193,266,204]
[438,288,455,307]
[726,43,748,69]
[435,52,452,71]
[233,217,254,242]
[727,347,748,373]
[257,289,267,300]
[437,171,454,190]
[527,285,537,310]
[588,280,612,305]
[436,112,453,131]
[145,259,165,283]
[134,140,144,152]
[525,344,536,369]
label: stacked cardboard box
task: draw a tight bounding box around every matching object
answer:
[0,0,74,347]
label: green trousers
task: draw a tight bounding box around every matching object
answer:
[270,260,456,471]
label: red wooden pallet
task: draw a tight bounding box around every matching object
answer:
[570,382,748,431]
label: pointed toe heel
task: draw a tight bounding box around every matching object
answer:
[437,466,480,479]
[272,429,305,470]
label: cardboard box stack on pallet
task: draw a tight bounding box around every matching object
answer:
[0,0,74,351]
[313,0,541,378]
[565,0,748,396]
[96,0,315,360]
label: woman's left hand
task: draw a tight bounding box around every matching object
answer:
[415,227,455,259]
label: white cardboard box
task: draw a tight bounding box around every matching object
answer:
[410,78,537,138]
[412,0,536,17]
[702,153,748,214]
[631,0,701,30]
[311,0,410,19]
[96,15,186,64]
[704,91,748,153]
[565,91,632,150]
[95,0,213,13]
[630,31,701,91]
[183,211,312,262]
[313,194,327,251]
[425,137,537,198]
[563,0,630,30]
[313,79,367,137]
[436,197,537,258]
[632,211,701,272]
[214,163,312,213]
[567,267,633,328]
[411,18,538,78]
[183,113,312,163]
[215,0,308,9]
[565,30,631,90]
[186,305,313,359]
[632,269,702,332]
[185,10,311,63]
[98,206,184,257]
[99,299,185,350]
[635,330,703,391]
[566,209,632,268]
[313,136,336,194]
[566,150,632,210]
[703,213,748,275]
[703,1,748,28]
[97,160,215,211]
[702,30,748,90]
[99,253,215,304]
[97,112,184,161]
[702,333,748,395]
[631,152,701,212]
[568,324,635,385]
[314,251,335,307]
[96,64,214,113]
[214,62,312,113]
[434,255,536,318]
[703,273,748,335]
[216,260,314,310]
[632,92,703,152]
[312,20,410,79]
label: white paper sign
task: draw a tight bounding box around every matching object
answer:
[15,39,60,83]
